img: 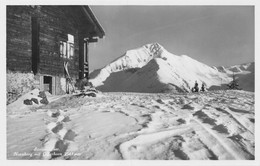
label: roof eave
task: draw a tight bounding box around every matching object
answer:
[81,6,105,39]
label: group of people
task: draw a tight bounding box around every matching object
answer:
[191,81,206,92]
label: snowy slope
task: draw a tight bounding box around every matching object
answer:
[7,90,255,160]
[90,43,232,93]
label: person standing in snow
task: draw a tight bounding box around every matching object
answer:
[195,81,199,92]
[192,81,199,92]
[200,83,205,92]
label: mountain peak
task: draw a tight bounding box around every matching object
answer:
[105,43,166,73]
[90,43,165,86]
[143,42,164,57]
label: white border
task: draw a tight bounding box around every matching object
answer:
[1,0,259,166]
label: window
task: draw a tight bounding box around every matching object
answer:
[59,34,74,59]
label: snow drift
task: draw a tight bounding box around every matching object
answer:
[90,43,252,93]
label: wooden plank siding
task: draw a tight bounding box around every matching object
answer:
[38,6,80,77]
[7,6,93,78]
[7,6,33,72]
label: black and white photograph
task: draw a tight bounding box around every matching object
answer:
[2,0,260,165]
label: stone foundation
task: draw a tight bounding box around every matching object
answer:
[6,70,76,104]
[6,71,40,104]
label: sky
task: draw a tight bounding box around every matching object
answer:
[88,6,254,71]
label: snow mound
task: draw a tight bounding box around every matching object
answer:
[7,89,49,115]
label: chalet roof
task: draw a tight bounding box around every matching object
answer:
[81,6,105,39]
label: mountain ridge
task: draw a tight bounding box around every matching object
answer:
[90,43,254,92]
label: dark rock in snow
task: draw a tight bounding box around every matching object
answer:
[38,91,47,98]
[23,99,33,105]
[51,111,60,118]
[83,92,97,97]
[38,91,49,104]
[31,98,39,104]
[87,92,97,97]
[40,98,49,105]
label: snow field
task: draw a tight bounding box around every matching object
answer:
[7,90,254,160]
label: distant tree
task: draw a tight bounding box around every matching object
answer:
[227,72,241,90]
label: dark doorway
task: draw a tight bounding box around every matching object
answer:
[43,76,52,94]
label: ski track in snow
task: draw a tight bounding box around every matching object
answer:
[7,90,254,160]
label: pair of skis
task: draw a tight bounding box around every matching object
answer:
[64,61,75,93]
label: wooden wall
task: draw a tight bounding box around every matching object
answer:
[7,6,93,78]
[7,6,33,72]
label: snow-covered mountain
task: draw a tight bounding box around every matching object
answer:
[214,62,254,74]
[213,62,254,92]
[90,43,254,92]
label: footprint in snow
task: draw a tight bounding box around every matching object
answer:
[41,109,77,159]
[156,99,164,104]
[181,104,194,110]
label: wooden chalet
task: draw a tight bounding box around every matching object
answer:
[7,5,105,96]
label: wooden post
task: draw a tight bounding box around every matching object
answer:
[84,37,97,80]
[31,16,40,75]
[78,34,85,79]
[79,35,97,80]
[84,40,89,79]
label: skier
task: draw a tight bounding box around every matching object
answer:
[200,83,205,92]
[192,81,199,92]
